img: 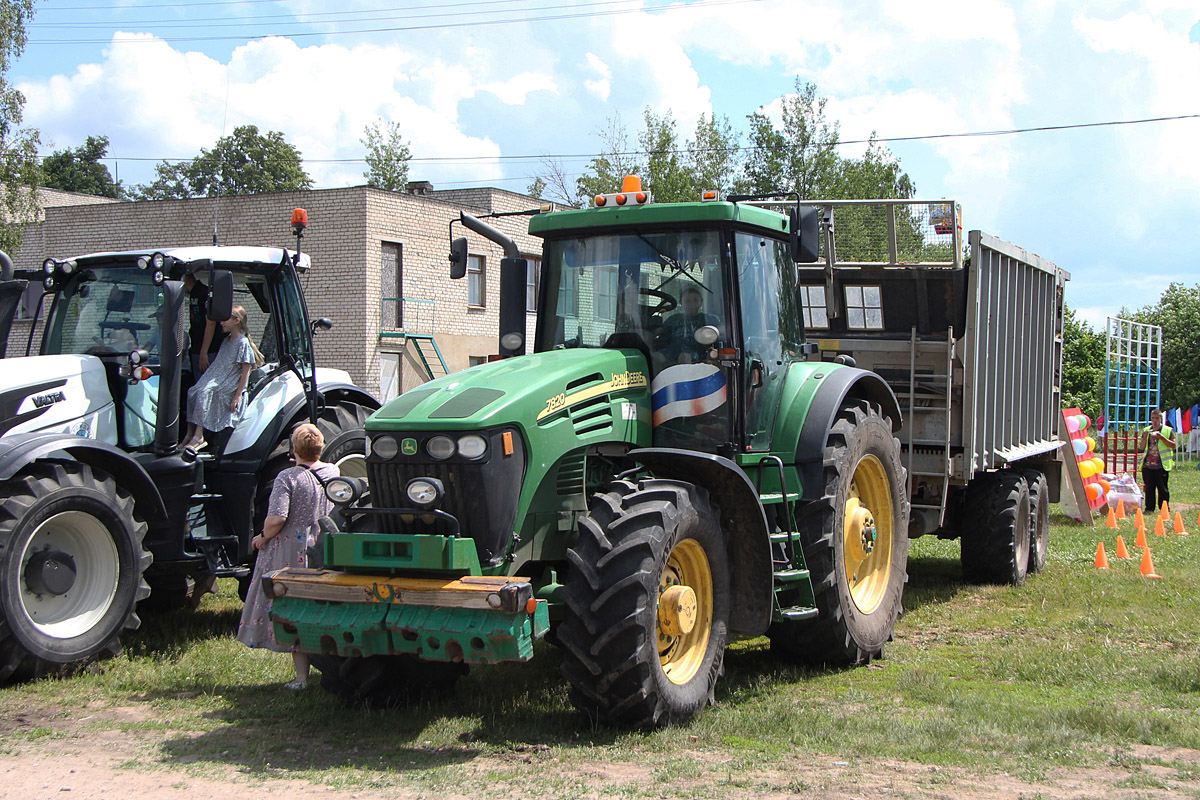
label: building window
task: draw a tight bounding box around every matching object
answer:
[845,285,883,330]
[525,256,541,313]
[381,242,402,328]
[798,285,829,329]
[468,254,485,307]
[557,264,578,317]
[468,355,488,367]
[594,264,618,320]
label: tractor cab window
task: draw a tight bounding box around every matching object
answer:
[735,232,803,451]
[537,230,726,363]
[537,230,731,452]
[47,268,163,359]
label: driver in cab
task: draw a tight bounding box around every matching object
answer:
[655,285,718,364]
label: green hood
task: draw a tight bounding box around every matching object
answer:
[369,348,652,437]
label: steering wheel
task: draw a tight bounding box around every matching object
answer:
[640,288,677,315]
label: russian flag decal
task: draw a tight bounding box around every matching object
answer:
[651,364,727,427]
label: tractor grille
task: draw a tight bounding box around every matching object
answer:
[364,426,526,566]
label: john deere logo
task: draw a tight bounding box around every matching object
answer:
[401,437,418,456]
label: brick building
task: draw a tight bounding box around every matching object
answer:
[5,184,545,400]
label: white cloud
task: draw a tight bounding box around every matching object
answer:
[583,52,611,101]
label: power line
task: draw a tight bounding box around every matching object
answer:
[87,113,1200,168]
[28,0,764,44]
[29,0,658,29]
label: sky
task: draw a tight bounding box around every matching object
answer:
[10,0,1200,330]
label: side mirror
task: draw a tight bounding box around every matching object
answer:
[311,317,333,333]
[449,237,468,280]
[208,268,233,321]
[790,206,820,263]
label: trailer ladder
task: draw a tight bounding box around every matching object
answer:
[904,327,955,526]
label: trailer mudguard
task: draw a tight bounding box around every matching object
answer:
[628,447,773,636]
[788,366,902,501]
[0,431,168,524]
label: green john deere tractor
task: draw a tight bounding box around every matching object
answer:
[265,177,909,727]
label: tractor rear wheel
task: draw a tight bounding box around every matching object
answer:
[559,479,730,727]
[770,401,909,666]
[961,470,1031,584]
[0,461,151,684]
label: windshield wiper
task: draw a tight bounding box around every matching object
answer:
[634,233,712,294]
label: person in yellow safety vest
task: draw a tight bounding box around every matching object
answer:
[1141,408,1177,513]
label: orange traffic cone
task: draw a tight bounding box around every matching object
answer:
[1140,546,1161,578]
[1135,507,1145,529]
[1173,512,1188,535]
[1106,506,1118,529]
[1116,499,1127,520]
[1094,542,1109,569]
[1115,535,1131,559]
[1155,516,1167,537]
[1135,524,1148,549]
[1160,501,1169,521]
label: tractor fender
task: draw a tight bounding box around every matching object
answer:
[228,379,378,467]
[0,432,168,524]
[793,367,902,501]
[628,447,773,636]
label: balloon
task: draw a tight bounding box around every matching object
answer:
[1079,461,1095,478]
[1072,439,1087,456]
[1092,457,1106,473]
[1079,414,1090,431]
[1066,415,1080,433]
[1086,436,1096,452]
[1086,483,1101,501]
[1098,479,1111,495]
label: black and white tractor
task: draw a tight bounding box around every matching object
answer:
[0,212,378,683]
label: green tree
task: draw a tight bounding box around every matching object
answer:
[361,119,411,191]
[1062,305,1105,420]
[0,0,41,253]
[738,79,841,198]
[639,108,690,203]
[1127,283,1200,411]
[133,125,312,200]
[526,157,579,207]
[42,135,123,198]
[689,112,740,199]
[575,113,644,205]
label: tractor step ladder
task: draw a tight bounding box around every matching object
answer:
[903,327,955,526]
[756,456,819,620]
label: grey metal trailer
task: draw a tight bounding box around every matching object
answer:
[786,199,1069,585]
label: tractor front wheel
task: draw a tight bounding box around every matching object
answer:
[0,461,151,684]
[560,479,730,727]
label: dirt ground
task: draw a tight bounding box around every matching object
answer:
[4,696,1200,800]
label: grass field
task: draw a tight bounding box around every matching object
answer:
[3,470,1200,797]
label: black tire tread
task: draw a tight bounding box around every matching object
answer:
[769,401,909,666]
[0,460,151,685]
[558,478,729,728]
[961,471,1030,585]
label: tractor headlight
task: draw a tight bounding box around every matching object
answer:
[325,476,364,506]
[405,477,444,509]
[372,435,399,460]
[425,435,455,460]
[456,433,487,460]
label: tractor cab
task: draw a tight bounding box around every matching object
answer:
[531,176,820,455]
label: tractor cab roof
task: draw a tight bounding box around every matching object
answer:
[23,246,310,280]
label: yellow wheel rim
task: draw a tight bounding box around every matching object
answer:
[842,454,894,615]
[657,538,713,685]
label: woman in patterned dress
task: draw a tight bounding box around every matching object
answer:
[183,305,262,452]
[236,423,338,690]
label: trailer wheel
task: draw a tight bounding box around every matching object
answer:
[770,401,909,666]
[0,461,151,685]
[560,479,730,728]
[961,471,1030,584]
[316,654,467,707]
[1019,469,1049,573]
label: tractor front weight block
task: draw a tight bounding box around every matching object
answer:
[263,568,549,664]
